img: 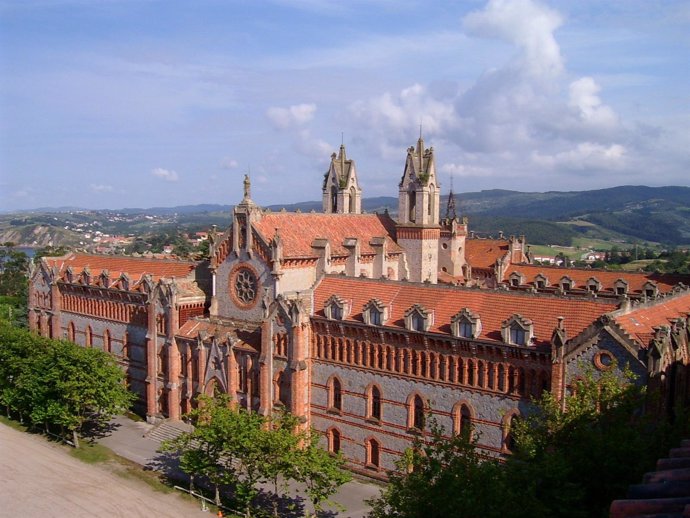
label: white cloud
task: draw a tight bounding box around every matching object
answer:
[151,168,179,182]
[567,77,619,131]
[266,103,317,129]
[462,0,564,78]
[221,157,239,169]
[90,184,113,193]
[532,143,626,171]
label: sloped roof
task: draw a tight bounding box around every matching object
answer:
[465,239,510,270]
[614,292,690,347]
[505,263,688,296]
[43,253,197,283]
[177,319,260,351]
[313,276,618,346]
[253,212,402,258]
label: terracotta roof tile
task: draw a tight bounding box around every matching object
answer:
[177,319,260,351]
[505,264,689,296]
[465,239,510,270]
[614,292,690,346]
[313,276,618,346]
[44,253,197,283]
[253,212,401,258]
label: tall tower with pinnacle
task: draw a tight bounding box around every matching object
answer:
[439,172,468,280]
[322,144,362,214]
[397,136,441,283]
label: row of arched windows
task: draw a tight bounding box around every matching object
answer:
[327,428,381,469]
[316,336,550,397]
[326,376,475,435]
[65,322,123,356]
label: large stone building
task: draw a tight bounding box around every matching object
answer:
[28,139,690,477]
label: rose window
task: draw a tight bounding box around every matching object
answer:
[234,268,257,305]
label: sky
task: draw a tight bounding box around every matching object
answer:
[1,0,689,211]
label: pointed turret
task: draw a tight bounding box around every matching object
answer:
[322,144,362,214]
[396,136,441,283]
[398,137,440,225]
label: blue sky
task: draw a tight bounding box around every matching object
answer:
[1,0,689,211]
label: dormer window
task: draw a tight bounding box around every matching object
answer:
[65,267,74,283]
[324,295,348,321]
[559,276,574,292]
[614,279,628,296]
[508,272,523,288]
[405,304,432,333]
[363,299,388,326]
[644,281,658,299]
[502,314,534,346]
[534,274,548,290]
[451,308,482,339]
[586,277,601,293]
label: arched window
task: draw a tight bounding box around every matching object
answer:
[349,186,357,213]
[368,385,382,422]
[367,438,380,469]
[453,402,474,436]
[330,185,338,213]
[328,428,341,454]
[329,376,343,413]
[410,394,425,431]
[103,329,111,353]
[408,190,416,222]
[85,326,92,347]
[502,411,521,453]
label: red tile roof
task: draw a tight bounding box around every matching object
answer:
[465,239,510,270]
[614,292,690,347]
[253,212,402,258]
[313,276,619,346]
[44,253,197,283]
[504,263,688,296]
[177,319,260,351]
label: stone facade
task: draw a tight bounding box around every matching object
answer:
[27,140,690,477]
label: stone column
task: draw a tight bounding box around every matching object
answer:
[258,319,272,416]
[145,297,158,421]
[289,321,309,425]
[166,301,181,420]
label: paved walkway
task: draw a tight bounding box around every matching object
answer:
[97,415,381,517]
[0,422,210,518]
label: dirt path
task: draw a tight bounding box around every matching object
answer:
[0,423,211,518]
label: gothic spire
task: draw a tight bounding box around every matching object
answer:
[445,173,457,221]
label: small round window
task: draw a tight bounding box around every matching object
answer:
[594,350,614,371]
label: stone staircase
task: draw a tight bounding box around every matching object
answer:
[145,420,194,444]
[610,440,690,518]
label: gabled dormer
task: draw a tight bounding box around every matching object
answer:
[398,136,439,225]
[64,266,74,284]
[79,267,92,286]
[324,294,349,321]
[559,275,574,292]
[586,277,601,294]
[508,271,524,288]
[643,281,658,299]
[97,270,110,288]
[404,304,433,332]
[363,298,388,326]
[534,273,549,289]
[322,144,362,214]
[614,279,629,296]
[501,314,534,346]
[451,308,482,339]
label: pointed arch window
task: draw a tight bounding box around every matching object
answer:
[503,412,521,453]
[67,321,75,342]
[453,402,474,437]
[328,428,341,454]
[408,190,416,223]
[366,438,381,469]
[404,304,432,333]
[349,186,357,213]
[103,329,111,353]
[501,314,533,346]
[330,185,338,213]
[451,308,481,339]
[407,394,427,432]
[367,384,382,422]
[328,376,343,414]
[85,325,92,347]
